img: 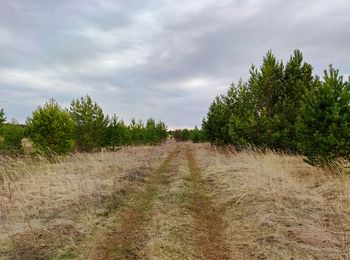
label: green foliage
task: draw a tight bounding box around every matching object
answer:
[296,66,350,165]
[105,116,168,147]
[26,99,75,155]
[107,117,133,146]
[0,108,5,127]
[202,94,231,144]
[204,49,350,166]
[0,120,25,154]
[70,95,109,152]
[171,127,206,143]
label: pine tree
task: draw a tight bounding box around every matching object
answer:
[202,94,231,144]
[228,80,255,147]
[296,65,350,165]
[70,95,108,152]
[145,118,157,144]
[283,50,315,150]
[0,108,6,127]
[155,120,168,142]
[249,50,285,148]
[26,99,75,155]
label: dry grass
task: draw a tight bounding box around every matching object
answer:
[141,145,196,259]
[0,144,171,259]
[1,142,350,259]
[195,143,350,259]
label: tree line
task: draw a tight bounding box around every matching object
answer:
[202,50,350,166]
[0,95,168,155]
[170,127,206,143]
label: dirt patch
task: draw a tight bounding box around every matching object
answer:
[7,224,80,260]
[186,145,230,259]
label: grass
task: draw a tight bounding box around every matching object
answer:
[195,143,350,259]
[1,142,350,259]
[0,145,170,259]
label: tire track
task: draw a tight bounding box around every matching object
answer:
[186,145,230,259]
[88,145,180,259]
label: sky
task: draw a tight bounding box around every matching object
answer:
[0,0,349,128]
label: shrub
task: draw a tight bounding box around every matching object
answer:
[0,120,25,154]
[26,99,75,155]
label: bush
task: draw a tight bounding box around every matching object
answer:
[0,120,25,154]
[26,99,75,155]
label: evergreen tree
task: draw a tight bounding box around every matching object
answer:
[70,95,108,152]
[249,50,285,148]
[106,114,121,148]
[0,108,5,127]
[228,80,255,147]
[26,99,75,155]
[296,65,350,165]
[145,118,157,144]
[283,50,315,150]
[202,95,231,144]
[155,120,168,142]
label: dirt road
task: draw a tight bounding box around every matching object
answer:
[81,143,229,259]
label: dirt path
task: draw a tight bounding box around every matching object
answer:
[76,143,230,259]
[186,145,230,259]
[85,145,180,259]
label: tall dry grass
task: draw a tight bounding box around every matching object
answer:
[195,143,350,259]
[0,144,171,258]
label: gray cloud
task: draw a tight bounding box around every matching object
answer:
[0,0,349,128]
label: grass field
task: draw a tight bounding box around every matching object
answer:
[1,142,350,259]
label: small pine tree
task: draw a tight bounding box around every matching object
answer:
[0,108,6,127]
[26,99,75,155]
[145,118,157,144]
[155,121,168,142]
[70,95,108,151]
[249,50,285,148]
[202,95,231,144]
[296,65,350,165]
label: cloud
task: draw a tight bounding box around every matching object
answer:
[0,0,349,127]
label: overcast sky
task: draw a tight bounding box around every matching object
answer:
[0,0,349,128]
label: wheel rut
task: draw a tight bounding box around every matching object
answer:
[88,145,180,259]
[186,145,230,259]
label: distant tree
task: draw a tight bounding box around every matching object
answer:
[155,120,168,142]
[106,114,121,148]
[145,118,157,144]
[172,129,182,141]
[0,108,5,127]
[70,95,108,151]
[26,99,75,155]
[130,118,145,144]
[202,95,231,144]
[296,65,350,165]
[190,126,204,143]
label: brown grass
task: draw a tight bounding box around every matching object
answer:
[1,142,350,259]
[0,145,170,259]
[195,143,350,259]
